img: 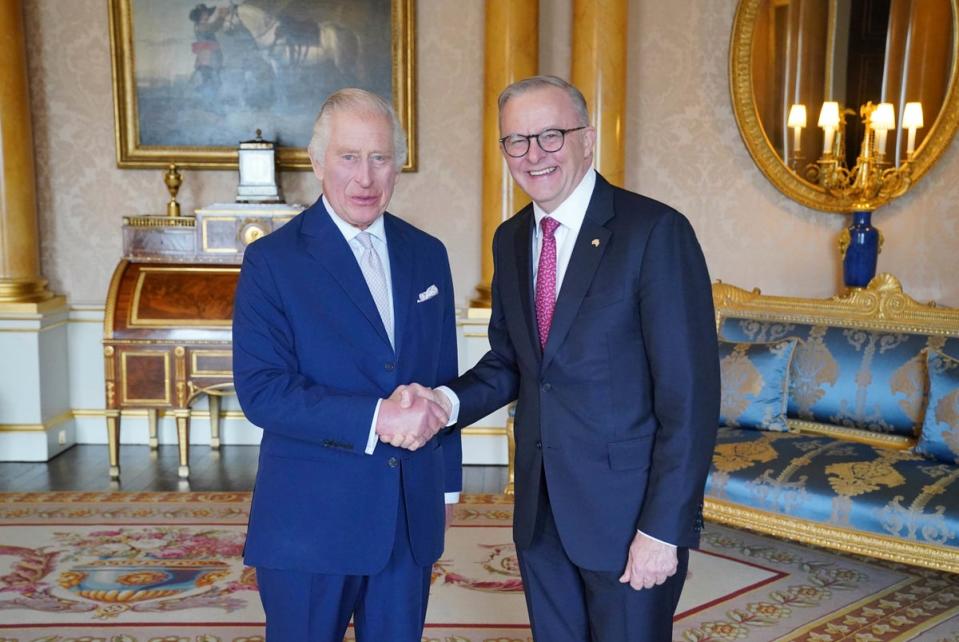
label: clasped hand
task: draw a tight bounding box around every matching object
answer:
[375,383,452,451]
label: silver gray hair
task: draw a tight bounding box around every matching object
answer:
[307,88,407,169]
[497,75,591,127]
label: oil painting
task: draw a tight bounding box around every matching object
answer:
[109,0,415,170]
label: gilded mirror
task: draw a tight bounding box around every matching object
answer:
[730,0,959,212]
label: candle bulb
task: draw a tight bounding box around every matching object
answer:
[818,102,840,154]
[902,102,924,156]
[823,127,836,155]
[787,104,807,155]
[872,102,896,156]
[876,129,889,156]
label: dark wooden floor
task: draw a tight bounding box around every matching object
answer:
[0,445,509,494]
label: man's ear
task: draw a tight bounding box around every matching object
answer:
[583,126,597,159]
[310,153,323,182]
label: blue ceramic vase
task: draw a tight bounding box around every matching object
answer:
[843,211,880,288]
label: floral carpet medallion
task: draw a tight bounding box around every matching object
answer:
[0,492,958,641]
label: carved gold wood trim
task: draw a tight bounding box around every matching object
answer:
[729,0,959,213]
[123,216,196,228]
[787,419,915,449]
[705,498,959,573]
[713,273,959,337]
[174,346,187,407]
[103,338,232,346]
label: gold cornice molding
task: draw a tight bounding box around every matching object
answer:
[729,0,959,213]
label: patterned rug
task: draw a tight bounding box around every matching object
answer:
[0,492,957,641]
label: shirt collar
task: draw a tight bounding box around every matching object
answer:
[323,194,387,245]
[532,168,596,232]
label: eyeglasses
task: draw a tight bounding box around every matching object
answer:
[499,126,588,158]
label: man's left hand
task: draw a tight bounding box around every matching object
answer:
[618,531,678,591]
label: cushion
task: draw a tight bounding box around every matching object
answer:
[914,351,959,464]
[719,338,798,432]
[720,317,959,437]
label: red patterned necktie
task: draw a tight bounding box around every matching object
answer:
[535,216,561,351]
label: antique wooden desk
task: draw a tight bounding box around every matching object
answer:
[103,203,301,480]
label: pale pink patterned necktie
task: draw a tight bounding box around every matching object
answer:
[535,216,561,351]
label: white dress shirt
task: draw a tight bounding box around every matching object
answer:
[530,168,595,295]
[325,197,458,503]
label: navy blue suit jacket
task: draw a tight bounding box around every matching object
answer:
[233,198,461,575]
[448,174,720,571]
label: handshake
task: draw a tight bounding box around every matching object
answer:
[375,383,453,451]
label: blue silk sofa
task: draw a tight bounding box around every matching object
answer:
[705,274,959,572]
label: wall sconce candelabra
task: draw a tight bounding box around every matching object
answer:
[786,99,925,287]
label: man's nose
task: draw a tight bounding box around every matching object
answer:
[356,161,374,186]
[526,140,545,163]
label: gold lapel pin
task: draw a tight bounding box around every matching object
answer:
[591,239,600,247]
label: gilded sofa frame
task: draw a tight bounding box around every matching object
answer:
[707,273,959,573]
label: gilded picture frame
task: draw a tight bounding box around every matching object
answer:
[108,0,415,171]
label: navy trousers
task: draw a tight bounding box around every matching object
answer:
[517,477,688,641]
[255,490,432,642]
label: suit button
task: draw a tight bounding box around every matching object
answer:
[388,457,398,468]
[535,441,542,449]
[384,362,395,372]
[542,382,552,392]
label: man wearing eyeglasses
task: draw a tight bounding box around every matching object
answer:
[404,75,720,640]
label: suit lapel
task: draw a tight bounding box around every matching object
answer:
[512,208,540,363]
[385,214,411,361]
[301,201,393,351]
[541,177,614,372]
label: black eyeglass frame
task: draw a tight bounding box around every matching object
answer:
[498,126,588,158]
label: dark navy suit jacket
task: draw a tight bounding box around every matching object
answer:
[233,198,461,575]
[448,174,720,571]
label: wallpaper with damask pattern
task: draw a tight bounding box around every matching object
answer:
[21,0,959,307]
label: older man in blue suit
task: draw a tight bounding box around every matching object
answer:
[232,88,460,641]
[406,76,720,640]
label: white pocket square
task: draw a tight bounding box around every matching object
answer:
[417,284,439,303]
